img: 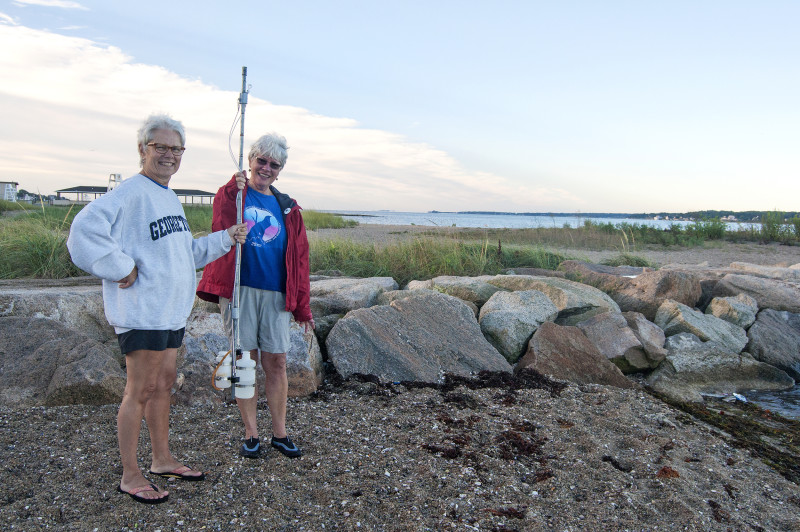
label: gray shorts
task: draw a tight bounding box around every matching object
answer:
[220,286,291,353]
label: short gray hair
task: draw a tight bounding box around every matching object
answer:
[248,133,289,167]
[137,114,186,165]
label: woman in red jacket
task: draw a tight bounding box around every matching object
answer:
[197,133,314,459]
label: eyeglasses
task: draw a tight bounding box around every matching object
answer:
[255,157,282,170]
[147,143,186,156]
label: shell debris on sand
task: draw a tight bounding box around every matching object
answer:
[2,372,800,530]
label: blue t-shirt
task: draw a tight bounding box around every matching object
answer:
[240,188,287,292]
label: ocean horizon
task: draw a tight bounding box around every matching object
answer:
[327,210,754,230]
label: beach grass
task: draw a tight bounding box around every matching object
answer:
[183,205,358,235]
[0,212,84,279]
[0,199,26,214]
[310,238,567,287]
[0,205,363,279]
[1,203,799,280]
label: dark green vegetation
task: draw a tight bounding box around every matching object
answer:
[0,203,356,279]
[2,202,798,280]
[309,238,569,287]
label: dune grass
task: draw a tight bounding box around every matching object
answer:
[310,238,567,287]
[0,204,362,279]
[2,202,797,281]
[0,204,85,279]
[0,199,26,215]
[182,206,358,235]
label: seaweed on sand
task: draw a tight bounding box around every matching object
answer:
[652,391,800,485]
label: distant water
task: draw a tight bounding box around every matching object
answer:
[328,210,752,231]
[744,386,800,420]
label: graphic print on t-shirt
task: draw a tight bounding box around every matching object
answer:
[244,205,282,247]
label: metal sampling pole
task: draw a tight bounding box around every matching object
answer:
[230,66,248,401]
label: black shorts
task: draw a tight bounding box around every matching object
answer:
[117,328,185,355]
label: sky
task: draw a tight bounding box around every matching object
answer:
[0,0,798,213]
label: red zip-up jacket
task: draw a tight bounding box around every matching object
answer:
[196,175,312,323]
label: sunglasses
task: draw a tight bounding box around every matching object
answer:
[255,157,282,170]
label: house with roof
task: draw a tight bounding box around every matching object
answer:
[1,181,19,202]
[55,174,215,205]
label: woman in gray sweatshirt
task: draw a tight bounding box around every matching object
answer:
[67,114,246,504]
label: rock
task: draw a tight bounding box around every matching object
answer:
[478,290,558,363]
[516,322,635,389]
[0,316,125,408]
[0,282,114,343]
[378,288,479,317]
[729,262,800,281]
[576,312,662,373]
[177,307,324,403]
[559,261,702,321]
[286,320,324,397]
[326,291,511,383]
[405,276,504,308]
[310,277,399,318]
[746,309,800,380]
[654,299,748,354]
[483,274,619,325]
[705,294,758,329]
[646,333,795,403]
[711,274,800,313]
[658,263,738,280]
[504,267,565,278]
[312,313,345,348]
[174,308,234,405]
[697,279,719,312]
[622,312,667,368]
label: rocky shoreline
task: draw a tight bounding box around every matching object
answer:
[2,232,800,530]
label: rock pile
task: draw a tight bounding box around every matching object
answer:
[2,259,798,407]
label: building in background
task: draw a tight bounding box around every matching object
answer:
[1,181,19,202]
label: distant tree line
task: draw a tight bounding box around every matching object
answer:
[451,210,799,222]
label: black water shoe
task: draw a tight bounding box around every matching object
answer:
[240,437,261,459]
[271,436,302,458]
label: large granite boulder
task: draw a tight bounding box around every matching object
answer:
[729,262,800,281]
[310,277,399,318]
[654,299,748,354]
[558,261,702,321]
[378,288,479,317]
[576,312,664,373]
[516,322,634,389]
[285,320,325,397]
[177,307,323,403]
[0,279,115,343]
[705,294,758,329]
[746,309,800,381]
[482,274,620,325]
[711,274,800,313]
[478,289,558,363]
[405,276,504,308]
[646,333,795,403]
[326,291,511,383]
[623,311,668,368]
[0,316,126,408]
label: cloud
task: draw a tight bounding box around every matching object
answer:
[11,0,88,9]
[0,11,18,24]
[0,24,570,212]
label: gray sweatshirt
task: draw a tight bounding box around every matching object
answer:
[67,173,233,333]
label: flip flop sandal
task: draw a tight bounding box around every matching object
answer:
[117,483,169,505]
[149,465,206,481]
